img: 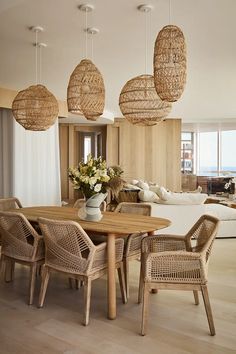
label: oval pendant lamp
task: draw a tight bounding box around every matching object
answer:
[67,4,105,121]
[119,4,172,126]
[67,58,105,120]
[119,74,171,126]
[153,1,187,102]
[12,27,59,131]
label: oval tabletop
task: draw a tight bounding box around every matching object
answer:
[13,206,171,236]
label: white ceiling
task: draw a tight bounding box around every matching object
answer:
[0,0,236,123]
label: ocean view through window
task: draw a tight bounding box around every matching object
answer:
[182,130,236,176]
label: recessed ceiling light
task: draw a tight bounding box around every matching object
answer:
[78,4,94,12]
[85,27,99,35]
[137,4,153,12]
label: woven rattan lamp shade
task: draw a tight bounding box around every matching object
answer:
[67,59,105,121]
[12,84,59,131]
[119,74,172,126]
[154,25,187,102]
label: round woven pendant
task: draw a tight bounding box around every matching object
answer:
[12,84,59,131]
[119,74,172,126]
[67,59,105,121]
[154,25,187,102]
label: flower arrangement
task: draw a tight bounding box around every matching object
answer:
[68,154,124,199]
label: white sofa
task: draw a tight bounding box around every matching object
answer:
[148,203,236,238]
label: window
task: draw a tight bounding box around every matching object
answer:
[84,136,92,162]
[185,129,236,176]
[80,131,103,163]
[198,132,218,175]
[221,131,236,173]
[181,132,194,173]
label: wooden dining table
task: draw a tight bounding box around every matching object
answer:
[13,206,171,320]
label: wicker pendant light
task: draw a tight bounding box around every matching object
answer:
[67,5,105,121]
[67,59,105,121]
[12,84,59,131]
[119,74,172,126]
[154,25,187,102]
[12,26,59,131]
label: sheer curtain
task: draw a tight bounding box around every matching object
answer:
[0,108,13,197]
[0,108,61,206]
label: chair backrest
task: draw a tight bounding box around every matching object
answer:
[185,214,219,262]
[115,202,151,216]
[38,217,96,274]
[73,198,106,212]
[0,198,22,211]
[0,211,40,261]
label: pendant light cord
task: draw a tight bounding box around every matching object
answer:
[39,44,42,84]
[35,30,38,84]
[91,33,94,61]
[144,8,151,74]
[169,0,172,24]
[145,9,148,74]
[85,9,88,58]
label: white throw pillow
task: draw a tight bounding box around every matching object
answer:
[137,180,150,190]
[130,179,139,186]
[138,190,159,202]
[149,185,160,194]
[155,186,170,201]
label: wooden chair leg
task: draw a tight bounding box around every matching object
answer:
[68,278,74,289]
[75,279,82,289]
[138,261,144,304]
[201,285,215,336]
[38,266,50,308]
[0,255,6,280]
[83,278,92,326]
[141,282,149,336]
[29,263,37,305]
[117,263,127,304]
[36,264,42,278]
[123,258,129,299]
[193,290,199,305]
[4,258,14,282]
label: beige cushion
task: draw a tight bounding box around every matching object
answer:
[137,180,149,190]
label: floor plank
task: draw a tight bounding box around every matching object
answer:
[0,239,235,354]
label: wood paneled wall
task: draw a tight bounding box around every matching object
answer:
[107,118,181,191]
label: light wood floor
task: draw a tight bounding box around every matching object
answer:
[0,239,236,354]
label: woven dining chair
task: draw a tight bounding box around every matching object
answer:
[0,198,22,246]
[38,217,127,326]
[138,214,219,336]
[0,197,22,211]
[114,202,152,299]
[0,211,45,305]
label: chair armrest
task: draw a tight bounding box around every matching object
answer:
[144,251,206,283]
[91,238,125,270]
[141,234,187,253]
[125,232,146,257]
[91,242,107,270]
[115,238,125,262]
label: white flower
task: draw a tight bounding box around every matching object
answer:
[89,177,97,186]
[94,183,102,192]
[99,170,108,177]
